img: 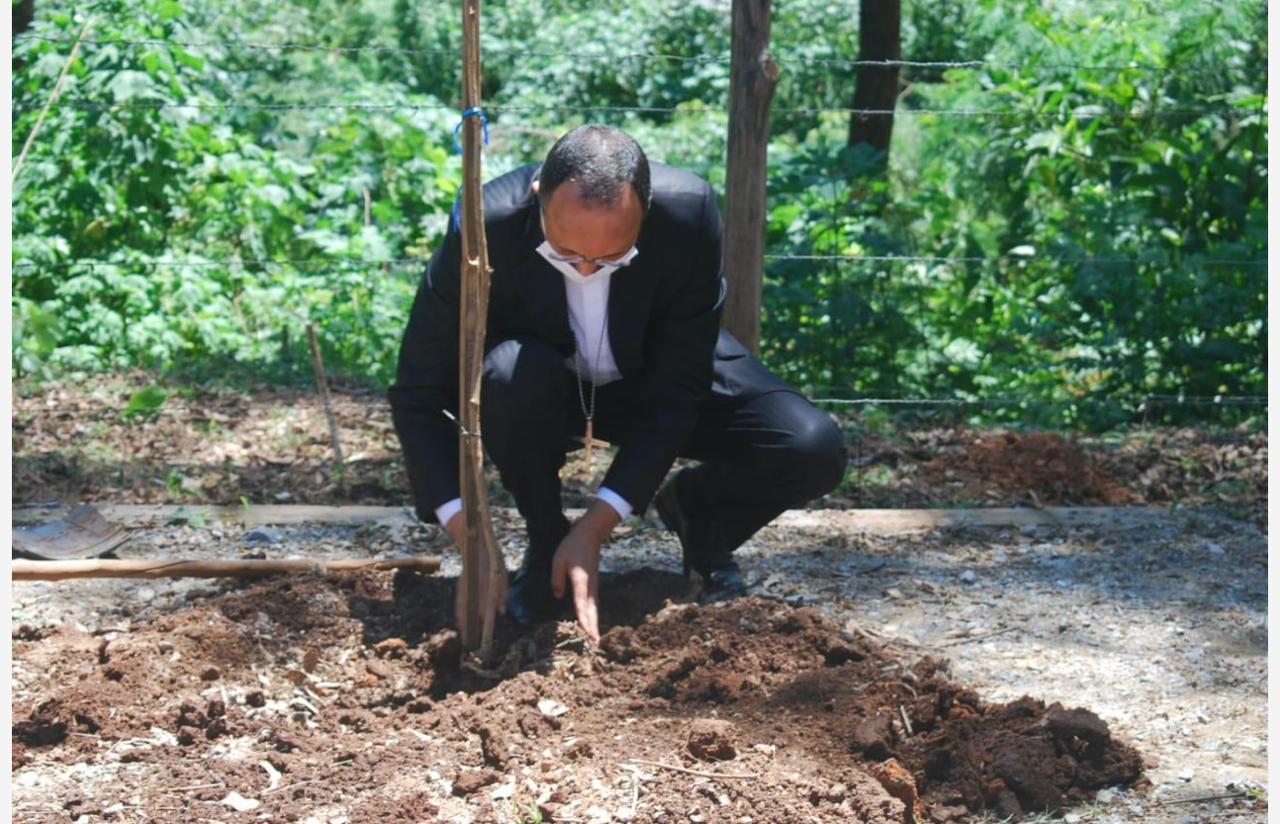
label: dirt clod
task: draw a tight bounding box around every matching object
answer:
[854,713,895,759]
[452,770,497,797]
[686,718,737,761]
[869,758,925,824]
[1045,703,1111,747]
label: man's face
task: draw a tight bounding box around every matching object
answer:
[537,180,644,276]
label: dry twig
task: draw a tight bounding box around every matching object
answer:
[627,759,759,780]
[933,626,1017,647]
[1155,792,1251,807]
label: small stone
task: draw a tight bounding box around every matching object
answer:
[883,587,903,600]
[221,791,260,812]
[1065,814,1081,823]
[1096,789,1116,803]
[136,587,156,602]
[243,527,283,545]
[200,667,221,681]
[373,638,409,658]
[959,570,977,584]
[1178,769,1195,782]
[537,699,569,718]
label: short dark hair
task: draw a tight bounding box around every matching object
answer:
[538,125,651,212]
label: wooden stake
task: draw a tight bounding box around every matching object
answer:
[306,323,345,470]
[721,0,778,354]
[12,556,441,582]
[12,16,97,186]
[457,0,504,652]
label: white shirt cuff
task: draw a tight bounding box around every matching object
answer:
[435,498,463,527]
[596,486,634,521]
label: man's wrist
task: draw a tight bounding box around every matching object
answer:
[576,499,622,542]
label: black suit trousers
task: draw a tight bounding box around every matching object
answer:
[480,331,848,563]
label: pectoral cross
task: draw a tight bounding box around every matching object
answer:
[580,419,604,473]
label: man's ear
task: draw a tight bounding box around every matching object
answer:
[530,179,540,197]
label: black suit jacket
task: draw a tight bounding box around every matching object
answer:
[389,162,727,522]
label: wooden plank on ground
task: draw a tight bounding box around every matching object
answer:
[14,504,1171,533]
[13,556,441,582]
[13,505,416,528]
[774,506,1171,533]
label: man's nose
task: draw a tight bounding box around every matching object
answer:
[573,261,601,276]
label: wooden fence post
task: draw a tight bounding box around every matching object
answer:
[457,0,503,652]
[722,0,779,355]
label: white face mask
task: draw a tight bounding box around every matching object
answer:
[536,241,639,282]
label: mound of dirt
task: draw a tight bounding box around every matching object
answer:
[921,430,1136,506]
[11,568,1142,822]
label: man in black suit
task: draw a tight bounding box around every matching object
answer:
[390,125,845,642]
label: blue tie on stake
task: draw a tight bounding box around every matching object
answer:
[453,106,490,154]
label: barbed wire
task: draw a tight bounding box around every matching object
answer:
[12,393,1266,412]
[13,254,1266,270]
[19,98,1255,121]
[809,395,1268,407]
[10,258,427,269]
[15,33,1234,76]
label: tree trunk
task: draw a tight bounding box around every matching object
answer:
[13,0,35,37]
[722,0,779,354]
[848,0,901,168]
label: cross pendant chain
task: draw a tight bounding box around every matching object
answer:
[576,313,609,475]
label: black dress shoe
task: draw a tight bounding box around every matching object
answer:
[655,472,748,603]
[506,563,566,626]
[699,566,748,604]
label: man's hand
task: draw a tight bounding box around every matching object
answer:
[551,500,621,643]
[445,511,508,628]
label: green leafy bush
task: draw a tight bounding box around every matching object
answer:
[12,0,1266,429]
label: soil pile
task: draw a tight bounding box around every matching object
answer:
[12,568,1142,822]
[921,431,1135,506]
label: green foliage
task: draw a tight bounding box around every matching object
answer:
[123,385,169,418]
[11,0,1267,429]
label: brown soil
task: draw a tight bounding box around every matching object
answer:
[11,568,1144,822]
[917,431,1136,506]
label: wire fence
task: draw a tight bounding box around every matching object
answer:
[16,98,1258,121]
[11,254,1268,270]
[10,16,1267,430]
[15,32,1240,75]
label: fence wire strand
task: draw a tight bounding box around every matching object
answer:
[13,255,1267,270]
[18,98,1257,121]
[16,32,1234,76]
